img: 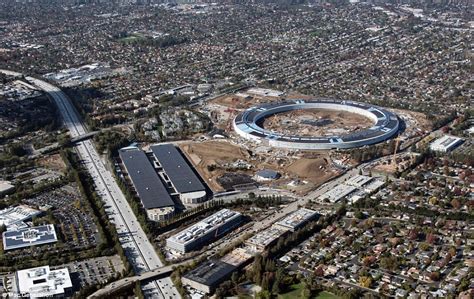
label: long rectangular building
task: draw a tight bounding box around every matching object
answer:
[166,209,242,253]
[119,148,175,221]
[151,144,207,204]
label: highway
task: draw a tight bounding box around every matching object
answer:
[88,265,176,298]
[0,70,180,299]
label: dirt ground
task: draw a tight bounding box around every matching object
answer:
[37,153,67,173]
[179,140,252,191]
[211,93,282,110]
[262,109,373,137]
[371,152,418,175]
[286,156,338,185]
[180,140,340,193]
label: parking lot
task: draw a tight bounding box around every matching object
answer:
[67,255,125,287]
[23,184,99,249]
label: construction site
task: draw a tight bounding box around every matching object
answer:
[261,108,373,137]
[181,88,432,193]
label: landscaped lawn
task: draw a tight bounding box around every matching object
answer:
[278,283,305,299]
[278,284,340,299]
[314,291,340,299]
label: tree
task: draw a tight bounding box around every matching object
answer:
[256,290,271,299]
[359,276,372,288]
[231,272,239,286]
[451,198,461,209]
[8,143,27,157]
[301,284,312,299]
[429,271,440,281]
[419,242,430,251]
[363,256,376,267]
[314,265,325,277]
[426,232,437,244]
[0,224,6,234]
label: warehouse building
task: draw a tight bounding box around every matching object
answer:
[14,266,72,298]
[166,209,242,253]
[182,259,237,294]
[151,144,207,204]
[119,148,175,221]
[430,135,464,153]
[3,224,57,251]
[274,208,319,232]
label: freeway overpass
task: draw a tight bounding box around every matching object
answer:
[70,131,99,143]
[88,265,176,298]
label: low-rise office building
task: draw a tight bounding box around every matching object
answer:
[0,205,41,230]
[245,226,289,253]
[274,208,319,232]
[14,266,72,298]
[320,184,357,203]
[0,180,14,197]
[182,259,236,294]
[166,209,242,253]
[3,224,57,251]
[430,135,464,153]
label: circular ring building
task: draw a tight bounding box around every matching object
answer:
[233,99,399,150]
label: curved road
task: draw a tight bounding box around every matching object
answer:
[1,70,180,299]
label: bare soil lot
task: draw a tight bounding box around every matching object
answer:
[180,140,252,191]
[262,109,373,137]
[37,153,67,172]
[286,156,339,186]
[180,140,339,194]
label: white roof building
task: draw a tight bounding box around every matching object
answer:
[274,208,318,231]
[15,266,72,298]
[0,205,41,230]
[430,135,464,152]
[345,175,373,188]
[320,184,357,203]
[0,181,14,196]
[166,209,243,253]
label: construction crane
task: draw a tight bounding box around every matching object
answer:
[391,136,401,168]
[226,108,236,132]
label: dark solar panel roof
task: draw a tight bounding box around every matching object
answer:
[342,130,383,142]
[371,110,384,118]
[119,149,174,209]
[3,225,57,250]
[151,144,205,194]
[256,169,280,179]
[183,259,236,287]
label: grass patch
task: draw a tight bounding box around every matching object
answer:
[278,283,304,299]
[314,291,340,299]
[278,285,340,299]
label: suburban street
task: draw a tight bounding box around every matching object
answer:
[0,69,180,299]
